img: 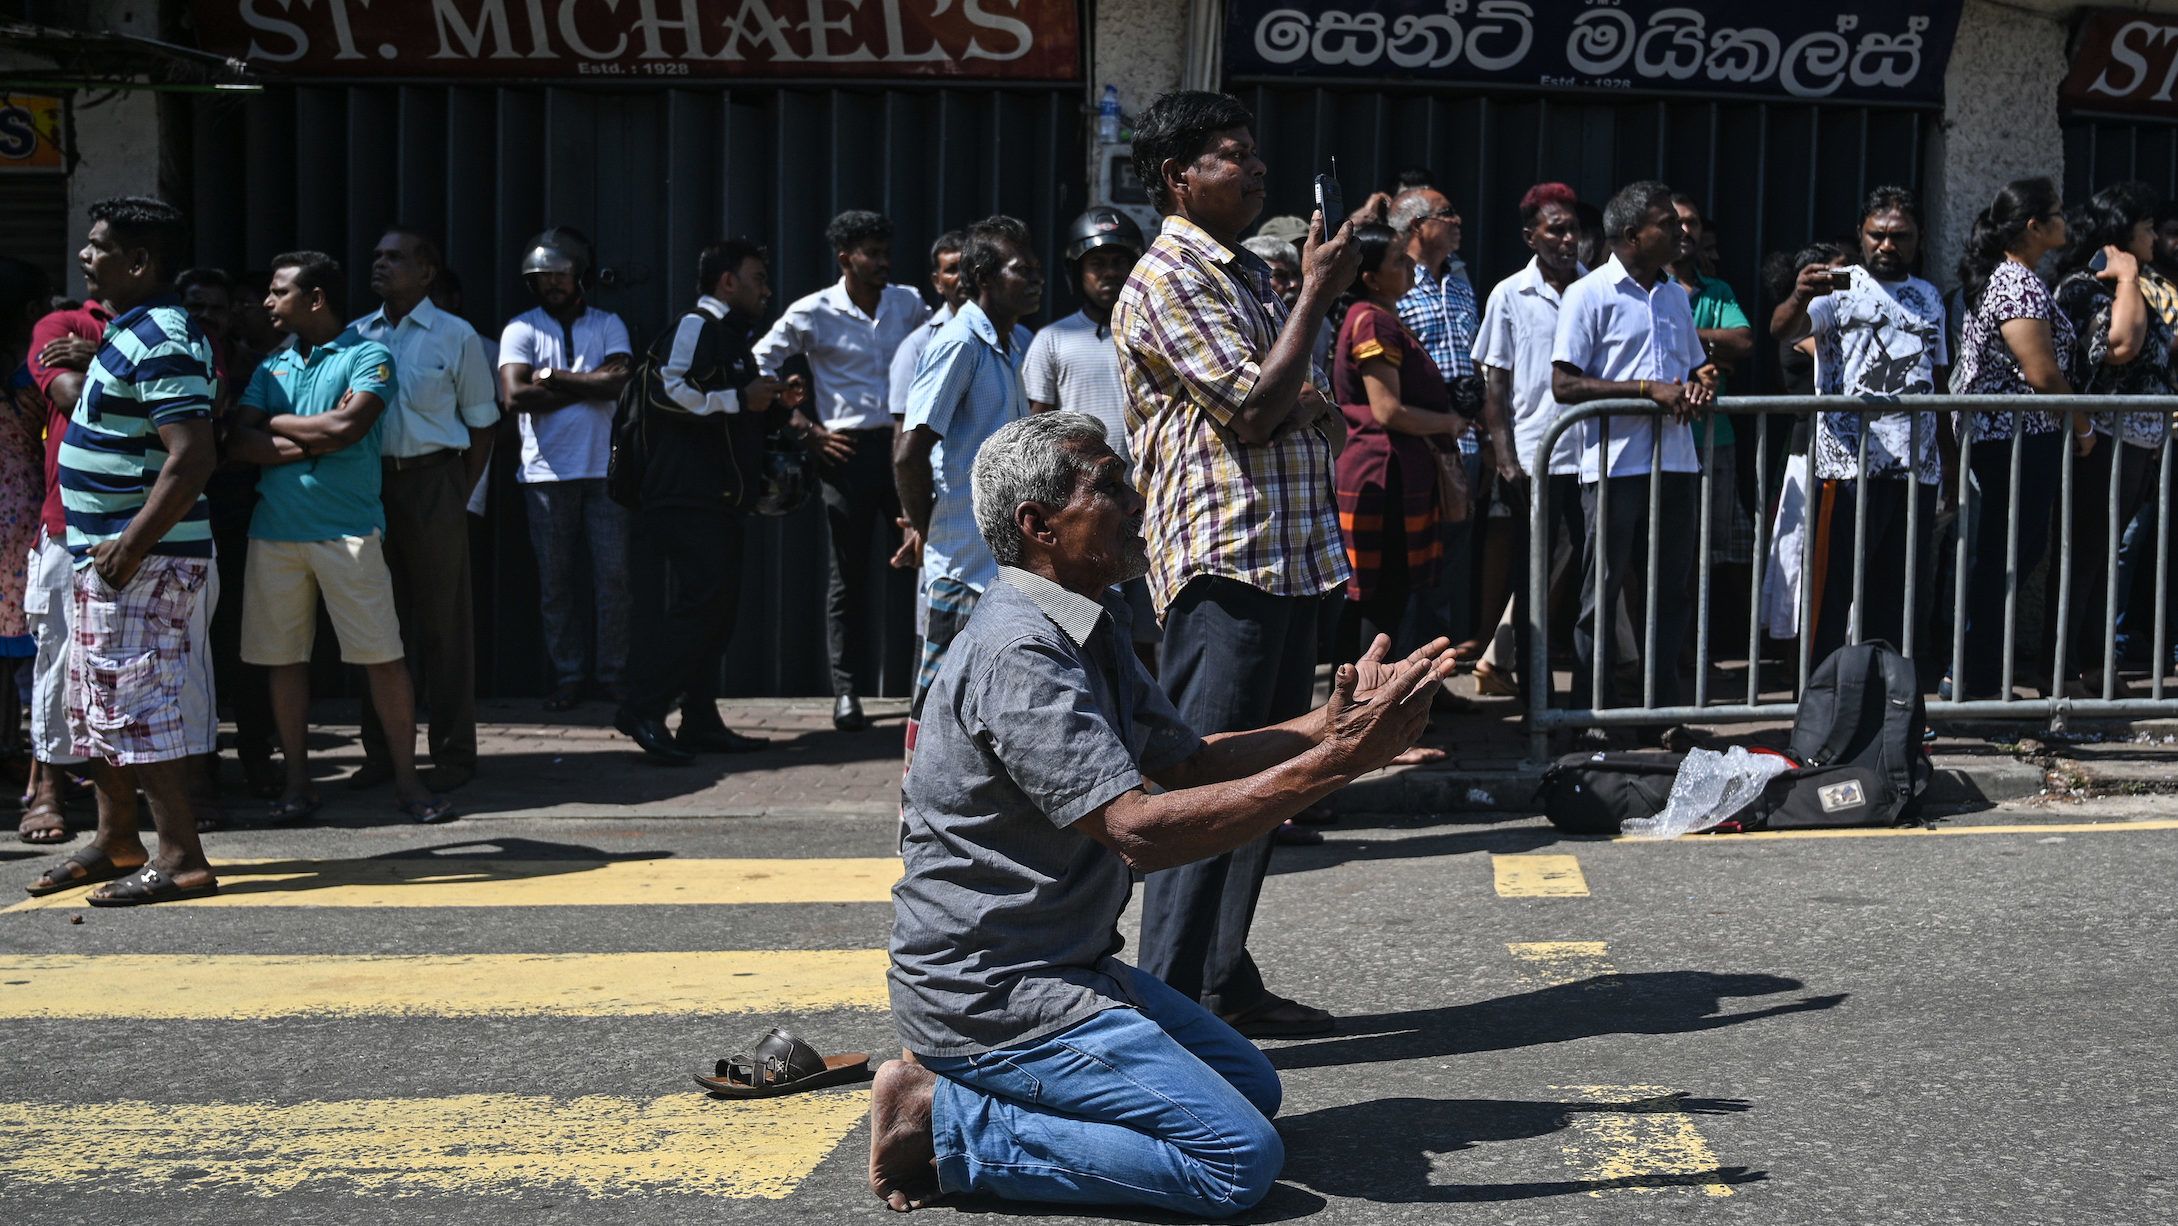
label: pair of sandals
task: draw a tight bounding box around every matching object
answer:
[24,848,219,905]
[262,793,456,826]
[693,1028,872,1099]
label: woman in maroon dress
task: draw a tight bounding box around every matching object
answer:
[1332,224,1469,661]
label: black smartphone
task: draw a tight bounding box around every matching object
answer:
[1314,156,1345,235]
[2090,249,2110,274]
[1827,267,1853,291]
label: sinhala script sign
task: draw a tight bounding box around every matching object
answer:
[1224,0,1962,104]
[192,0,1081,80]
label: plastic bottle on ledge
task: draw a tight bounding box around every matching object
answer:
[1097,85,1121,145]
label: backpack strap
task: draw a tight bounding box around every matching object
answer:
[1804,645,1875,767]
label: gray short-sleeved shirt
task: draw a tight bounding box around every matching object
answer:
[889,567,1206,1057]
[1022,310,1131,466]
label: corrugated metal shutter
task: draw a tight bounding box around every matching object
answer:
[0,173,70,294]
[1230,83,1938,395]
[181,83,1086,698]
[2064,116,2178,208]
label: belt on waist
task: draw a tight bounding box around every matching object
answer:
[383,449,462,471]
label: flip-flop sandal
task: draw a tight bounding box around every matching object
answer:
[26,846,140,897]
[17,802,69,844]
[693,1027,872,1098]
[397,795,457,825]
[85,864,220,908]
[263,795,323,826]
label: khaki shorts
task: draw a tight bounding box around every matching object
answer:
[241,533,405,666]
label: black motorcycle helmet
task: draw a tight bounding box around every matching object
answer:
[1062,207,1145,278]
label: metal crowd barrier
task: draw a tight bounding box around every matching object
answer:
[1523,394,2178,766]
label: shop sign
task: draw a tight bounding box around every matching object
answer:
[1225,1,1961,105]
[2061,9,2178,117]
[0,94,65,172]
[191,0,1080,81]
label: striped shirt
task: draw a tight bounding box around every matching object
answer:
[1112,215,1349,615]
[59,293,216,563]
[1399,258,1482,457]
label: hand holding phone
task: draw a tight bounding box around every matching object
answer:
[1314,156,1345,235]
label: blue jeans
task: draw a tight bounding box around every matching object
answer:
[923,963,1285,1217]
[521,478,631,691]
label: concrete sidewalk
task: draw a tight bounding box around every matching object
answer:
[182,680,2178,831]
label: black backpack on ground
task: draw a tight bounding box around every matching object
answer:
[1535,751,1685,834]
[1752,639,1931,830]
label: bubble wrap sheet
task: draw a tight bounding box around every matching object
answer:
[1620,747,1794,840]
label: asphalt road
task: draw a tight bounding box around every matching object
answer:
[2,796,2174,1225]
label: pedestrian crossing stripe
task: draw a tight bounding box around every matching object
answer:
[0,1092,869,1199]
[1554,1085,1739,1198]
[0,950,891,1019]
[1492,853,1590,897]
[4,855,903,912]
[1506,941,1616,987]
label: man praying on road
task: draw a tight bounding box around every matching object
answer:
[869,412,1457,1217]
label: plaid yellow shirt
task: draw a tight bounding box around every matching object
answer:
[1113,216,1350,615]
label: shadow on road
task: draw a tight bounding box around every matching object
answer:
[1268,824,1568,876]
[1269,972,1847,1070]
[1279,1092,1765,1203]
[200,837,672,898]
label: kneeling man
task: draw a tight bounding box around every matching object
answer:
[872,412,1454,1216]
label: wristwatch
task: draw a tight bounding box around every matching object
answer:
[536,367,555,388]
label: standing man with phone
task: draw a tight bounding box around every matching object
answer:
[1112,90,1373,1037]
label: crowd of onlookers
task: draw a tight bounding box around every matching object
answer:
[4,84,2176,905]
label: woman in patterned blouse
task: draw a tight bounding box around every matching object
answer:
[1949,177,2085,699]
[2051,181,2176,698]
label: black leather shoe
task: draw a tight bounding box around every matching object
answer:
[677,726,770,754]
[832,694,867,732]
[614,709,694,764]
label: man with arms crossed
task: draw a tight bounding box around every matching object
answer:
[870,412,1456,1216]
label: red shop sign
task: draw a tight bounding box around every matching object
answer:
[2062,8,2178,117]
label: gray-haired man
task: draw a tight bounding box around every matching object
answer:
[870,412,1456,1216]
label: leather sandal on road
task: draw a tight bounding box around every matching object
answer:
[694,1027,872,1098]
[25,846,139,897]
[85,864,220,907]
[17,801,68,844]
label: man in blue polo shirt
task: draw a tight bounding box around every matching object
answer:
[225,251,452,825]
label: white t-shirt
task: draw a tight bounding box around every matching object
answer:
[498,305,632,484]
[1552,254,1708,482]
[1808,269,1950,483]
[1022,310,1131,466]
[1475,257,1587,478]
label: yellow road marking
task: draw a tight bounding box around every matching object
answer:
[5,856,902,912]
[1492,853,1589,897]
[1554,1085,1736,1198]
[1634,817,2178,843]
[1506,941,1616,987]
[0,950,888,1019]
[0,1092,868,1198]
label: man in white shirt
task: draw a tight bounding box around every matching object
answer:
[497,227,634,712]
[1770,185,1950,665]
[1551,180,1717,716]
[1474,183,1587,695]
[351,227,499,791]
[888,230,967,422]
[755,210,931,731]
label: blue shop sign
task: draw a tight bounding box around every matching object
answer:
[1225,0,1963,105]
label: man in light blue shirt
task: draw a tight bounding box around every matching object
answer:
[895,215,1041,726]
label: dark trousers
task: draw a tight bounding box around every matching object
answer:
[361,453,480,773]
[1508,473,1589,692]
[1574,474,1698,710]
[820,427,904,698]
[2068,439,2161,677]
[206,471,271,760]
[1811,478,1936,665]
[1137,577,1321,1014]
[1960,432,2064,697]
[623,505,742,723]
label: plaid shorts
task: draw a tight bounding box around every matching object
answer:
[68,555,217,766]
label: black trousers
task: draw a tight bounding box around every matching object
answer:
[623,505,742,723]
[2068,439,2163,677]
[820,428,905,698]
[1574,474,1698,710]
[205,470,271,760]
[361,453,480,773]
[1137,577,1320,1014]
[1961,432,2064,697]
[1811,477,1937,666]
[1508,473,1590,693]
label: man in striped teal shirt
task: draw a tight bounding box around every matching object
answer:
[26,196,223,907]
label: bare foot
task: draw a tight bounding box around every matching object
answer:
[1390,745,1447,766]
[868,1059,938,1212]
